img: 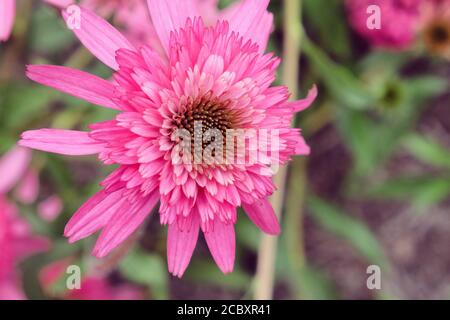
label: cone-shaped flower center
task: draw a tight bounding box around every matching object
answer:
[424,19,450,56]
[172,93,241,159]
[429,23,449,44]
[175,95,235,135]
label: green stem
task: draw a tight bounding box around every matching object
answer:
[253,0,303,300]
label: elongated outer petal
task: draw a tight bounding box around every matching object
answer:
[168,216,200,278]
[242,198,280,235]
[0,146,31,194]
[27,65,119,109]
[92,190,160,258]
[294,134,310,156]
[289,85,318,112]
[64,190,124,242]
[0,0,15,42]
[221,0,273,52]
[20,129,105,156]
[204,218,235,274]
[147,0,200,54]
[62,7,136,70]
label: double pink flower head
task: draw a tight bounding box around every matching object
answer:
[20,0,317,277]
[346,0,422,50]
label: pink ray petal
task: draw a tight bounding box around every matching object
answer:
[0,0,15,42]
[288,85,318,112]
[204,218,235,274]
[20,129,105,156]
[27,65,119,110]
[294,134,310,156]
[62,6,136,70]
[64,190,123,242]
[242,198,280,235]
[221,0,273,53]
[92,190,160,258]
[146,0,200,54]
[0,146,31,194]
[167,215,200,278]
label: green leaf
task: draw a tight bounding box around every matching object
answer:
[120,249,168,299]
[304,0,351,59]
[0,82,58,132]
[236,209,261,251]
[186,260,251,291]
[296,265,338,300]
[369,176,431,199]
[30,6,74,54]
[404,76,449,102]
[404,134,450,169]
[303,38,374,110]
[307,197,389,269]
[413,179,450,210]
[337,110,382,175]
[277,237,337,299]
[358,51,411,76]
[369,176,450,211]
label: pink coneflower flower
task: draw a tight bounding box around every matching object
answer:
[21,0,317,277]
[346,0,422,50]
[0,0,15,42]
[0,147,49,300]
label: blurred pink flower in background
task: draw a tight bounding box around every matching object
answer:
[15,169,40,204]
[0,147,49,300]
[0,0,15,42]
[21,0,316,277]
[40,259,144,300]
[346,0,422,50]
[38,195,63,222]
[0,146,31,195]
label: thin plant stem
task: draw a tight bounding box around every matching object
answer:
[254,0,303,300]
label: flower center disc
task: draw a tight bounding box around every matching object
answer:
[172,93,242,163]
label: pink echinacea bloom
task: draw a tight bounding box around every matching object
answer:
[346,0,422,50]
[20,0,317,277]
